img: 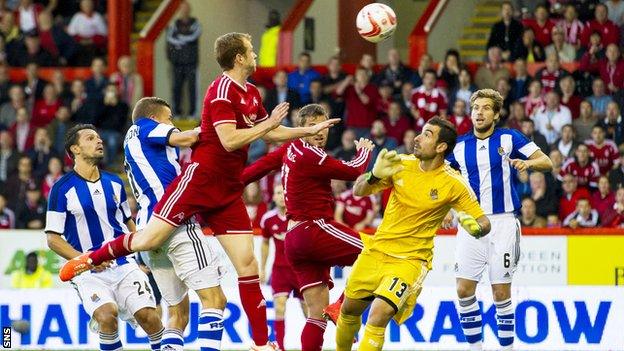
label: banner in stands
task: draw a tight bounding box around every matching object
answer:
[0,286,622,350]
[568,235,624,285]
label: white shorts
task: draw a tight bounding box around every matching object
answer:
[71,260,155,331]
[140,220,224,306]
[455,213,521,284]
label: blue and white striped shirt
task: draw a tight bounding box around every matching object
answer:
[45,171,132,264]
[123,118,180,229]
[447,128,539,215]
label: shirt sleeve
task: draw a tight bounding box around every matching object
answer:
[241,143,288,184]
[259,213,272,239]
[451,177,485,220]
[144,122,179,146]
[510,129,540,159]
[45,183,67,234]
[311,147,373,181]
[119,186,132,222]
[211,100,238,127]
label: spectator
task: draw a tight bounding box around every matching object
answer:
[36,10,77,66]
[0,193,14,229]
[166,0,201,117]
[545,26,577,63]
[521,118,549,152]
[0,13,21,51]
[560,144,600,189]
[520,79,544,117]
[320,56,346,117]
[67,79,99,125]
[605,0,624,26]
[96,83,128,164]
[397,81,415,120]
[522,4,556,47]
[448,68,476,115]
[264,70,301,114]
[0,84,25,129]
[23,62,46,102]
[10,251,52,288]
[359,53,375,79]
[32,83,60,127]
[50,68,70,101]
[559,173,592,219]
[586,124,620,175]
[448,99,472,135]
[40,155,62,199]
[382,101,411,144]
[487,1,523,61]
[376,81,393,116]
[601,187,624,226]
[0,65,10,105]
[67,0,107,64]
[588,78,613,118]
[368,120,398,171]
[495,77,512,122]
[580,43,624,94]
[308,79,326,104]
[520,197,547,227]
[506,100,526,130]
[609,152,624,190]
[258,9,280,67]
[336,66,380,137]
[14,0,45,34]
[375,48,413,95]
[476,46,511,89]
[9,30,56,67]
[9,107,34,152]
[580,30,606,60]
[535,53,569,93]
[549,149,564,179]
[334,187,377,231]
[581,3,620,47]
[591,175,615,215]
[533,90,572,144]
[563,198,599,227]
[332,128,356,162]
[27,127,56,179]
[436,49,463,91]
[552,124,579,158]
[15,180,45,229]
[597,101,624,144]
[510,58,531,100]
[46,105,72,154]
[574,100,597,142]
[559,75,582,120]
[3,155,34,205]
[287,52,320,104]
[84,56,107,100]
[109,55,143,108]
[243,181,267,229]
[410,69,447,128]
[558,4,585,49]
[512,27,546,63]
[411,53,433,87]
[530,172,560,218]
[397,129,416,154]
[0,130,17,182]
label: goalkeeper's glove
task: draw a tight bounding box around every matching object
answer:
[371,149,403,180]
[457,211,484,238]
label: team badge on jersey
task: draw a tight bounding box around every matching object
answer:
[430,189,438,200]
[91,294,100,302]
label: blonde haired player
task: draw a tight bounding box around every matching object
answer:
[335,117,491,351]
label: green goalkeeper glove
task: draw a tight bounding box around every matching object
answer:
[457,211,484,238]
[371,149,404,179]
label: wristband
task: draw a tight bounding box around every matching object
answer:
[365,172,381,184]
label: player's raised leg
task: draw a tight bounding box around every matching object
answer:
[456,278,483,351]
[300,284,330,351]
[196,286,228,351]
[93,304,123,351]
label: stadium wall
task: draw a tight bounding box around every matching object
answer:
[292,0,339,64]
[426,0,479,61]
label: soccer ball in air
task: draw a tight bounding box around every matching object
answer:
[356,3,397,43]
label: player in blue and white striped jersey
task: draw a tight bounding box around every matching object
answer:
[446,89,552,351]
[124,97,227,351]
[45,124,164,351]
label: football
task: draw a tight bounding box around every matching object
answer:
[356,3,397,43]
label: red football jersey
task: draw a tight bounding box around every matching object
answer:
[336,189,376,228]
[586,140,620,176]
[410,86,447,127]
[260,208,289,268]
[194,74,268,184]
[560,159,600,188]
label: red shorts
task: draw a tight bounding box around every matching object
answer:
[153,162,252,234]
[271,265,302,299]
[284,218,362,293]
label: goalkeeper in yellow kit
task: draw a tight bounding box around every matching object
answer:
[335,117,491,351]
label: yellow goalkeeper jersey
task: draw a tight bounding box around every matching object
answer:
[367,155,484,267]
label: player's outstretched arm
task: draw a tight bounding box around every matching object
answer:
[168,129,200,147]
[509,150,553,172]
[353,149,401,196]
[263,118,341,142]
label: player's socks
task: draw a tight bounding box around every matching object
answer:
[335,313,361,351]
[274,318,285,351]
[238,275,269,345]
[161,328,184,351]
[357,324,385,351]
[458,295,483,351]
[301,317,326,351]
[495,298,515,350]
[148,327,164,351]
[99,330,122,351]
[199,308,224,351]
[89,232,135,265]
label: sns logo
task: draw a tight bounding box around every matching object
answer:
[3,327,10,348]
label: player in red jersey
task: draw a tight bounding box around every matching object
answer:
[241,104,374,351]
[60,32,339,351]
[259,184,307,351]
[560,144,600,189]
[586,125,620,176]
[334,188,377,231]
